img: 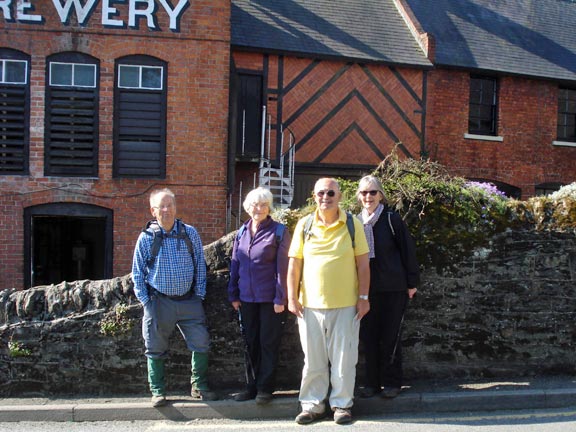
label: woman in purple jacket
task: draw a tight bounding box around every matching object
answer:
[228,187,291,404]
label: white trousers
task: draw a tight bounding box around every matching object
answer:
[297,306,360,412]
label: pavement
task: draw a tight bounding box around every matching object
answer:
[1,376,576,423]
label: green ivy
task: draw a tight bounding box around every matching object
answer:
[8,340,32,358]
[100,303,134,337]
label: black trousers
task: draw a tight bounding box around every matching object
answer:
[240,302,285,393]
[360,291,408,389]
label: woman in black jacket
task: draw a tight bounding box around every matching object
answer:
[356,175,420,399]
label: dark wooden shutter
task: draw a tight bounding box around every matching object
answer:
[0,84,28,174]
[115,90,165,177]
[45,87,98,176]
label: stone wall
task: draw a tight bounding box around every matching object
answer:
[1,229,575,396]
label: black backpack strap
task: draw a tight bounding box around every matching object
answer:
[143,220,164,268]
[345,212,355,248]
[302,214,314,242]
[302,213,355,247]
[176,220,194,258]
[388,212,396,237]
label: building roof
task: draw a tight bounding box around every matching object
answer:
[406,0,576,82]
[231,0,432,67]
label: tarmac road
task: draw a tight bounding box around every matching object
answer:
[2,407,576,432]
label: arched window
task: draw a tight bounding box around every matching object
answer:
[45,52,100,177]
[0,48,30,175]
[113,55,167,178]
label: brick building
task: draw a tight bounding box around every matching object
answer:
[1,0,575,289]
[0,0,231,289]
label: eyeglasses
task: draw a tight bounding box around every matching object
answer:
[315,190,336,197]
[359,190,378,196]
[250,202,269,209]
[152,204,174,210]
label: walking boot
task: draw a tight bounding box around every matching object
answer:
[191,351,218,401]
[147,357,166,407]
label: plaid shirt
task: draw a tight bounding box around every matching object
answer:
[132,219,207,305]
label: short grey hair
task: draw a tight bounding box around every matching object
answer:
[150,188,175,206]
[243,187,274,213]
[356,175,386,202]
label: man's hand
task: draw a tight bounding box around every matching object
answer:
[356,298,370,320]
[408,288,418,299]
[231,300,241,311]
[274,304,285,313]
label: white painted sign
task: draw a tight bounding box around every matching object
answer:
[1,0,190,31]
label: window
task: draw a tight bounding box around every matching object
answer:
[45,52,99,177]
[118,65,163,90]
[469,76,498,136]
[49,62,96,87]
[558,88,576,142]
[0,48,30,175]
[113,55,167,178]
[535,182,563,196]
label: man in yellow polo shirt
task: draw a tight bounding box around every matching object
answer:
[287,178,370,425]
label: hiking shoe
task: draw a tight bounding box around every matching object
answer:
[381,387,401,399]
[191,388,219,401]
[255,391,273,405]
[295,409,325,425]
[333,407,352,424]
[234,390,257,402]
[359,387,380,398]
[151,395,166,407]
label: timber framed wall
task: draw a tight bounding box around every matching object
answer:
[231,51,428,209]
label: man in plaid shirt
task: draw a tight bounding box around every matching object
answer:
[132,188,217,407]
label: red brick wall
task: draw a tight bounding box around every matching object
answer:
[426,70,576,197]
[232,51,426,169]
[0,0,231,289]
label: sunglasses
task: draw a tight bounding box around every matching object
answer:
[359,190,379,196]
[315,190,336,197]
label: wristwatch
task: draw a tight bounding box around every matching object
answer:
[358,295,369,301]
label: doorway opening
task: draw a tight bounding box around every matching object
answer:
[24,203,113,288]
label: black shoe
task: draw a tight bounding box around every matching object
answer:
[255,391,273,405]
[381,387,401,399]
[234,390,257,402]
[359,387,380,398]
[191,388,219,401]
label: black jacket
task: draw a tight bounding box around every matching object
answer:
[368,208,420,293]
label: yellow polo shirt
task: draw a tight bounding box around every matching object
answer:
[289,209,369,309]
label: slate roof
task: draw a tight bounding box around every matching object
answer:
[406,0,576,82]
[231,0,432,67]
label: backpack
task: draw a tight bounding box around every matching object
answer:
[142,219,197,286]
[302,212,356,247]
[236,222,286,246]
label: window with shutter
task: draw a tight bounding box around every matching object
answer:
[0,49,30,175]
[45,52,99,177]
[113,55,167,178]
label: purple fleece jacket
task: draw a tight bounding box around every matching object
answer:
[228,216,291,305]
